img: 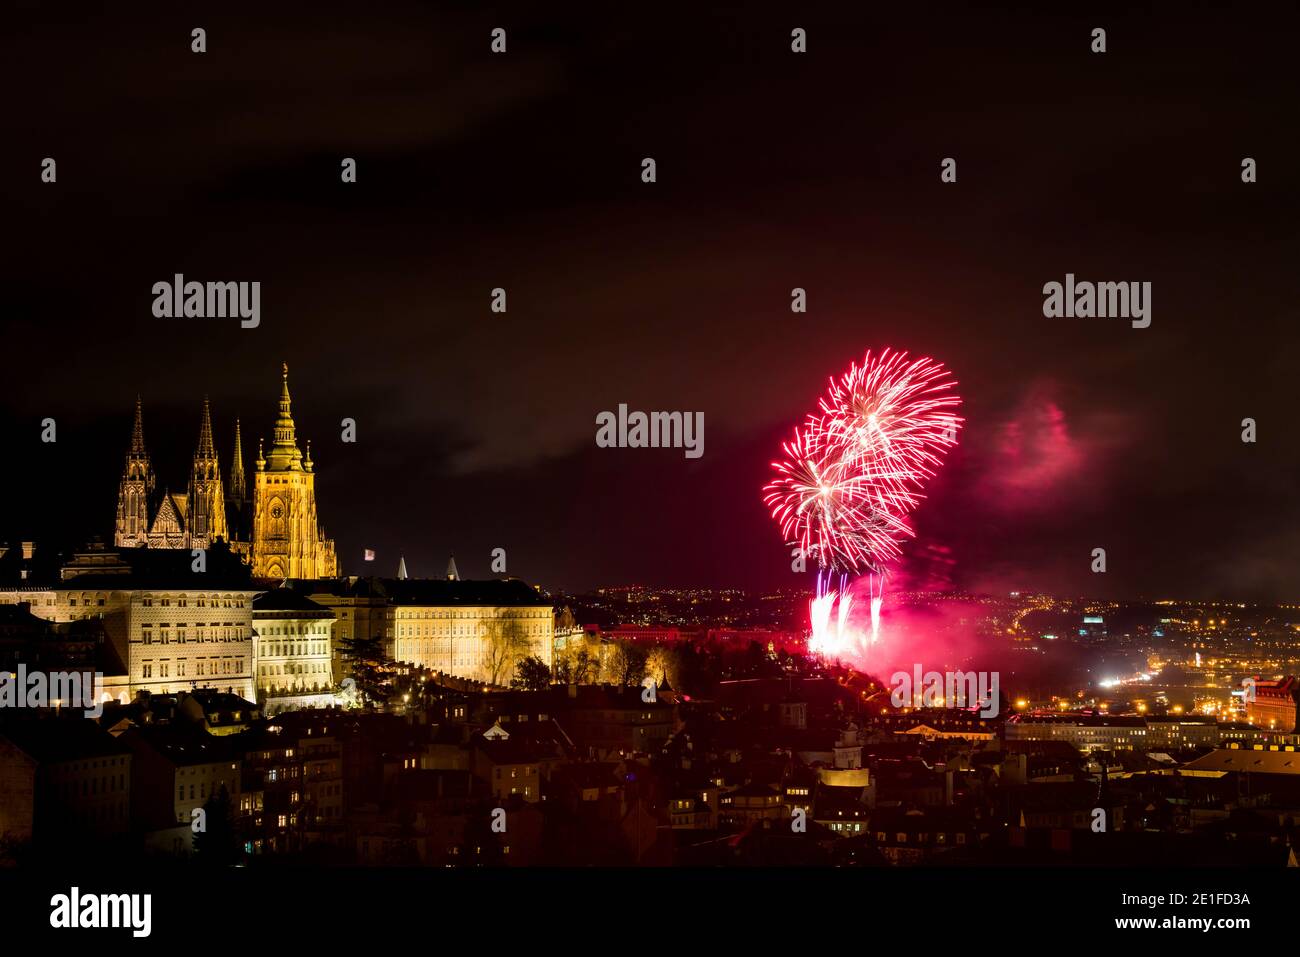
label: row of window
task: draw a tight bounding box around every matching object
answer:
[259,662,329,676]
[258,642,327,657]
[140,626,245,643]
[177,780,235,803]
[141,657,244,678]
[141,597,247,608]
[396,609,547,619]
[258,624,328,637]
[58,774,126,798]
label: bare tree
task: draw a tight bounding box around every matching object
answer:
[483,615,531,687]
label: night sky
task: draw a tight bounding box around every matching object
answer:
[4,1,1298,600]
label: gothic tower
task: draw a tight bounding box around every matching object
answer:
[229,418,246,510]
[251,364,338,580]
[187,397,228,548]
[114,397,155,547]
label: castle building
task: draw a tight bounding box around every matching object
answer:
[112,365,338,581]
[303,576,554,687]
[385,577,554,687]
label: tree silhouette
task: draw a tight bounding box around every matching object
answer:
[511,655,552,691]
[193,785,241,866]
[338,633,391,710]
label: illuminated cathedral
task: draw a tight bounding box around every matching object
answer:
[114,364,339,580]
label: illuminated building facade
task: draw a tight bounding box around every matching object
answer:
[386,578,554,686]
[0,546,259,702]
[114,397,228,550]
[1246,676,1300,733]
[303,576,555,687]
[113,365,338,581]
[251,589,337,712]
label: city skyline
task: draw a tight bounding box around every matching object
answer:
[6,0,1297,935]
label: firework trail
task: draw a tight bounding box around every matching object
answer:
[764,349,962,662]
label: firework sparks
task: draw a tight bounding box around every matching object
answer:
[764,349,962,661]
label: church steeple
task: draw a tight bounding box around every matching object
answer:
[123,396,154,487]
[446,554,460,581]
[229,419,246,509]
[188,398,226,546]
[129,395,148,459]
[265,362,304,471]
[115,397,154,547]
[248,362,338,580]
[196,396,216,460]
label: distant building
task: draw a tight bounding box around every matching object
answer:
[719,782,783,826]
[1143,716,1221,749]
[112,365,339,579]
[0,718,132,852]
[230,724,305,855]
[471,729,545,803]
[252,588,336,713]
[1078,615,1107,645]
[1004,713,1150,752]
[304,576,553,687]
[602,625,699,644]
[1246,676,1300,733]
[470,685,676,759]
[119,723,241,857]
[0,601,102,674]
[0,543,260,702]
[271,710,345,845]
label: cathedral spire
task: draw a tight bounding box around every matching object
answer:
[130,395,147,456]
[197,396,216,459]
[189,397,226,546]
[229,419,246,508]
[265,362,303,471]
[115,397,154,547]
[397,555,408,580]
[122,396,154,488]
[446,554,460,581]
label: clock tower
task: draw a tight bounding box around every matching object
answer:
[250,363,339,580]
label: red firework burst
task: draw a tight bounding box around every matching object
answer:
[763,349,962,573]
